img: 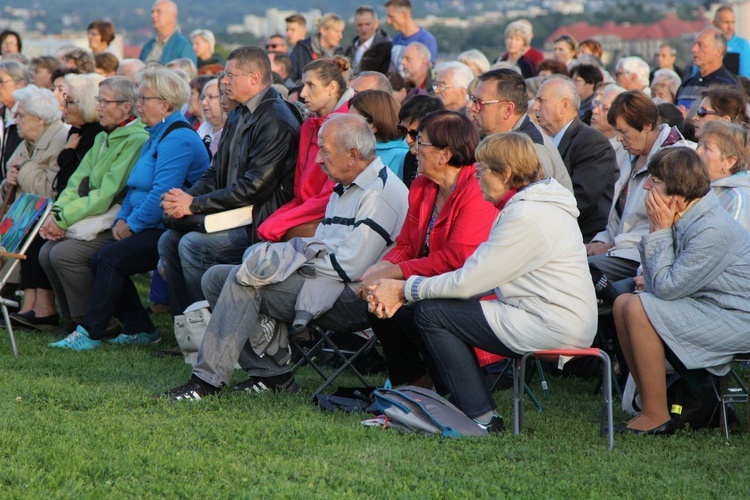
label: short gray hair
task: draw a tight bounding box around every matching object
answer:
[352,71,392,93]
[540,78,580,112]
[320,114,376,161]
[190,29,216,54]
[436,61,474,89]
[616,56,650,89]
[13,85,62,125]
[458,49,490,75]
[65,73,105,123]
[166,57,197,79]
[137,67,191,112]
[100,75,139,113]
[0,60,30,84]
[406,42,431,63]
[700,26,728,55]
[651,68,682,98]
[505,20,532,46]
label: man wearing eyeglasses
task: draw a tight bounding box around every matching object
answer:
[676,27,737,114]
[159,46,302,319]
[468,69,573,192]
[432,61,473,113]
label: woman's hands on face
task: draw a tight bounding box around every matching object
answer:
[645,188,678,232]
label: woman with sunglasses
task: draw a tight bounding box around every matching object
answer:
[256,56,354,242]
[395,94,444,188]
[358,110,498,393]
[692,85,749,139]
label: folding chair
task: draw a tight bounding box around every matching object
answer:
[513,348,614,449]
[290,325,378,396]
[719,354,749,442]
[0,194,53,356]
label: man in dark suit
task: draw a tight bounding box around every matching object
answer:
[532,78,618,241]
[345,6,392,75]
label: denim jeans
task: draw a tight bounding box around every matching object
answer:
[415,299,517,419]
[195,264,369,388]
[157,227,249,315]
[81,229,163,339]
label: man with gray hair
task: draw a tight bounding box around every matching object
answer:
[532,78,617,241]
[350,70,393,94]
[0,60,30,179]
[345,5,392,74]
[614,56,651,94]
[165,113,409,400]
[401,42,432,98]
[139,0,197,65]
[117,58,146,81]
[676,27,737,112]
[432,61,473,113]
[713,4,750,77]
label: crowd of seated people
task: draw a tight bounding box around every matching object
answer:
[2,0,750,438]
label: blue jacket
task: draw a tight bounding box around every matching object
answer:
[376,139,409,181]
[118,112,209,233]
[727,34,750,78]
[139,31,197,65]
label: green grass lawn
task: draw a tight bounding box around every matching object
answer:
[1,279,749,497]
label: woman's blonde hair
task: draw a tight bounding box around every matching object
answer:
[475,132,543,189]
[701,120,749,175]
[137,67,191,112]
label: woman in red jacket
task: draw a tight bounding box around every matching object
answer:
[256,56,355,242]
[357,110,497,390]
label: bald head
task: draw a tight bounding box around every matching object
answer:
[532,78,580,136]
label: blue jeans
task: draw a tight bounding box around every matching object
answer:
[82,229,163,339]
[415,299,516,419]
[195,265,369,387]
[157,227,249,315]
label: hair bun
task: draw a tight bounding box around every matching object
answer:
[333,55,351,74]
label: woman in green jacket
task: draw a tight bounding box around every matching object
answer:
[35,76,148,331]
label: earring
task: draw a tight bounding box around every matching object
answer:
[162,115,166,123]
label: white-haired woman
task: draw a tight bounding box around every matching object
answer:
[190,29,223,69]
[650,69,681,104]
[54,72,105,196]
[289,13,345,82]
[50,67,210,350]
[499,20,537,78]
[2,85,68,328]
[196,78,225,157]
[458,49,491,77]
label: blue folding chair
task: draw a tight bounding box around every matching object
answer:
[0,194,53,356]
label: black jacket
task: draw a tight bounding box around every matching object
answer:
[556,117,618,241]
[345,28,392,75]
[290,37,345,83]
[188,86,302,244]
[53,121,104,197]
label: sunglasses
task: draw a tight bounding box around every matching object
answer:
[696,107,722,118]
[397,123,419,140]
[266,43,284,50]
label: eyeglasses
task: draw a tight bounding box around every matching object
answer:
[416,140,436,152]
[265,43,284,50]
[475,163,491,176]
[201,93,220,101]
[696,106,722,118]
[468,95,508,112]
[95,97,126,106]
[614,71,629,79]
[64,97,77,107]
[138,94,165,104]
[397,123,419,141]
[0,78,14,85]
[431,81,454,92]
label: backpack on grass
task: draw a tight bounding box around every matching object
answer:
[373,386,488,437]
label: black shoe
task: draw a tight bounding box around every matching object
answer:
[620,419,676,436]
[231,374,302,395]
[477,415,506,433]
[163,377,221,401]
[11,311,59,331]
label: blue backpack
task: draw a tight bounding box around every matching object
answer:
[373,386,488,438]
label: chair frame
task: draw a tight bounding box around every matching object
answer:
[290,326,378,395]
[0,195,53,356]
[513,348,614,449]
